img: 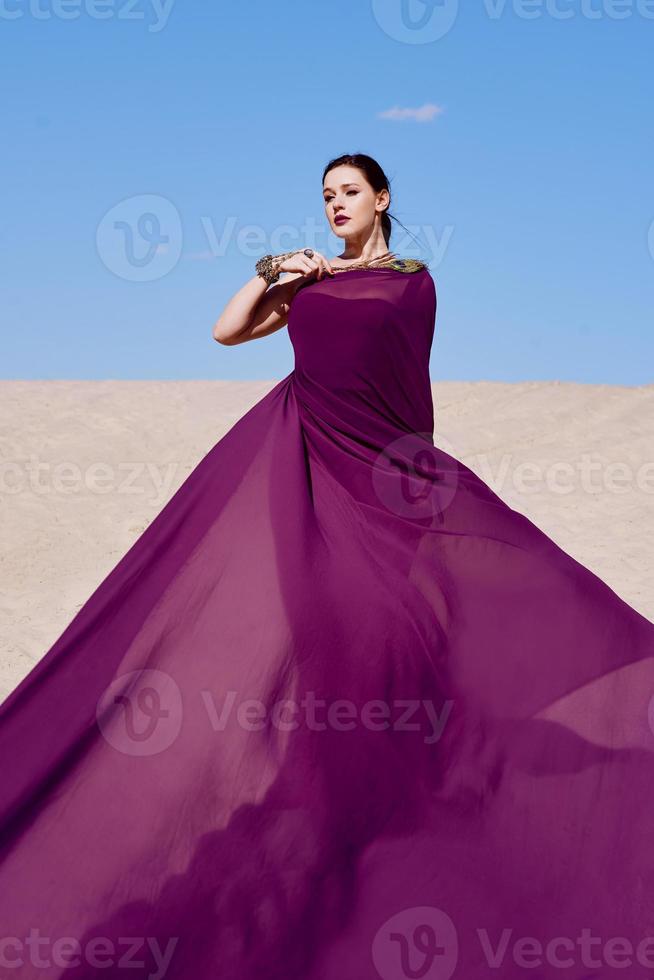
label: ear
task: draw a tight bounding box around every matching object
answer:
[376,188,390,212]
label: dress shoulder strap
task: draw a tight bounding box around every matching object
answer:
[386,257,429,273]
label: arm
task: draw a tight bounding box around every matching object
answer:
[212,250,334,346]
[212,271,305,346]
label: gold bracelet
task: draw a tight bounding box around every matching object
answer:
[255,250,299,285]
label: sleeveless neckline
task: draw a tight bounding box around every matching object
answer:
[329,262,428,276]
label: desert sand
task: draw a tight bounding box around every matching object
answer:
[1,379,652,704]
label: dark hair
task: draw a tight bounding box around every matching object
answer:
[321,152,419,249]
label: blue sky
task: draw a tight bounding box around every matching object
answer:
[1,0,652,383]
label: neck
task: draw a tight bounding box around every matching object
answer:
[339,230,389,262]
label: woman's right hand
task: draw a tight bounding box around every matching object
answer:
[276,249,335,281]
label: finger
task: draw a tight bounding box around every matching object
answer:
[318,255,332,278]
[317,252,334,275]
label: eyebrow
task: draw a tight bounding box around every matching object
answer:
[323,182,360,194]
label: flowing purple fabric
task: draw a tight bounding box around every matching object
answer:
[1,266,654,980]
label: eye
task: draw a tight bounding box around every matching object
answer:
[323,190,358,204]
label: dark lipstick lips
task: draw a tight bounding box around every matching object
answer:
[334,216,350,224]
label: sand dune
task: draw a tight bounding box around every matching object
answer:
[1,379,652,703]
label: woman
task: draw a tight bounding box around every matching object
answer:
[0,153,653,980]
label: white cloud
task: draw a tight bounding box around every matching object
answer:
[377,103,445,123]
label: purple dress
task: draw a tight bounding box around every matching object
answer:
[1,265,653,980]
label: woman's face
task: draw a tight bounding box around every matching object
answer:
[322,165,389,240]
